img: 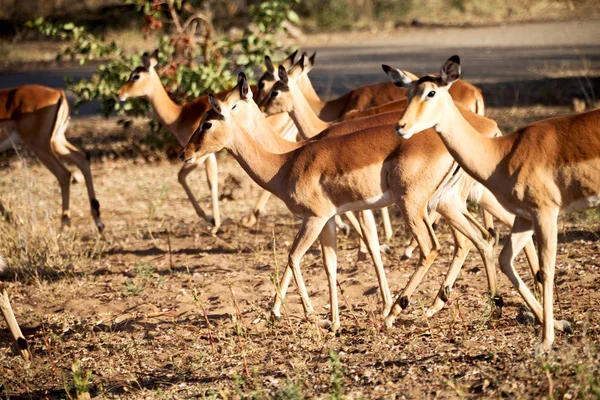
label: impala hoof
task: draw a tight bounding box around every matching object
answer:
[320,319,340,332]
[384,315,395,329]
[559,320,573,334]
[61,215,71,228]
[96,220,105,233]
[380,244,391,255]
[270,308,282,323]
[241,214,257,228]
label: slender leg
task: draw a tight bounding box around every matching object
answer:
[402,211,441,260]
[243,190,272,227]
[177,156,215,229]
[436,197,499,309]
[51,137,104,232]
[29,142,72,228]
[357,210,393,316]
[479,189,541,294]
[271,216,329,322]
[385,206,438,328]
[0,289,30,360]
[533,209,563,351]
[319,217,340,330]
[381,207,393,241]
[342,211,369,260]
[497,217,570,334]
[204,153,220,233]
[425,227,474,317]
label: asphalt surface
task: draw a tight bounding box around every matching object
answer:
[1,19,599,115]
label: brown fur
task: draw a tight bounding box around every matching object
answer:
[0,85,104,232]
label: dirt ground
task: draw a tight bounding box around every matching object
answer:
[0,101,599,399]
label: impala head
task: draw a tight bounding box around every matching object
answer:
[254,49,299,104]
[179,77,248,163]
[259,54,305,116]
[383,55,461,139]
[117,50,160,101]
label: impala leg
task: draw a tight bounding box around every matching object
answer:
[437,198,500,314]
[533,209,566,352]
[319,217,340,330]
[51,138,104,232]
[30,142,72,228]
[385,207,438,328]
[178,157,214,228]
[426,227,473,317]
[243,190,271,227]
[358,210,393,316]
[204,153,220,233]
[402,211,441,260]
[381,207,393,241]
[479,189,542,294]
[0,289,30,360]
[498,217,570,336]
[342,211,368,260]
[271,216,328,322]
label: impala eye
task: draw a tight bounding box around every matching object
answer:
[202,122,212,131]
[132,75,140,81]
[231,104,237,110]
[271,91,279,98]
[427,91,436,98]
[258,81,265,89]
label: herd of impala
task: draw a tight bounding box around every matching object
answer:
[0,48,598,360]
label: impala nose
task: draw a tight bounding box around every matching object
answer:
[395,122,406,136]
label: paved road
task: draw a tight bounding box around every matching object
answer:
[1,19,598,115]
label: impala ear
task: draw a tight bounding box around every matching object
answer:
[264,56,275,73]
[305,52,316,73]
[281,49,299,70]
[288,54,304,78]
[142,52,151,70]
[208,94,222,115]
[382,64,413,88]
[278,65,289,86]
[440,55,461,86]
[149,49,159,68]
[237,72,252,100]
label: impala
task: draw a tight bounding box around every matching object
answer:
[180,74,502,330]
[117,51,221,233]
[387,55,595,350]
[259,62,514,316]
[0,85,104,231]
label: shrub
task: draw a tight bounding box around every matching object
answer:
[27,0,299,150]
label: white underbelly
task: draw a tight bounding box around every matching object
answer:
[336,191,393,214]
[562,195,600,214]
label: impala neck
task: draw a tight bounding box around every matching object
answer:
[298,74,324,110]
[237,100,300,153]
[227,118,289,194]
[289,83,329,138]
[435,95,512,184]
[147,72,187,145]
